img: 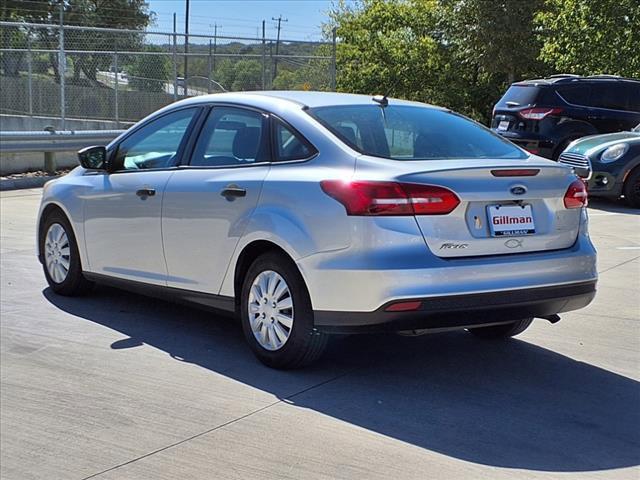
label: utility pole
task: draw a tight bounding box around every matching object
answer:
[184,0,190,96]
[172,13,178,100]
[58,0,65,130]
[271,15,287,81]
[208,23,219,93]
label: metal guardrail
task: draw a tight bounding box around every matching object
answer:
[0,129,125,173]
[0,129,124,153]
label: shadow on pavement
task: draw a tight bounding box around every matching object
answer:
[44,286,640,473]
[588,197,639,215]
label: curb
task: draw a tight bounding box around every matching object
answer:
[0,175,61,191]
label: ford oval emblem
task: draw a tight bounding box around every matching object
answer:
[510,185,527,195]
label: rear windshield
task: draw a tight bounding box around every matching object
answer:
[497,85,542,108]
[308,104,527,161]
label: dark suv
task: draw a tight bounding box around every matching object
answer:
[491,75,640,159]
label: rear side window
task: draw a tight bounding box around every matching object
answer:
[190,107,270,167]
[496,85,542,108]
[273,119,316,161]
[557,85,591,106]
[309,105,527,161]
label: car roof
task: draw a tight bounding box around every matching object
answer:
[513,75,640,87]
[174,90,441,110]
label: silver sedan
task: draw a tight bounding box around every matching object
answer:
[37,92,597,368]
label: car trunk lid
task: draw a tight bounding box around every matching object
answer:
[355,156,582,258]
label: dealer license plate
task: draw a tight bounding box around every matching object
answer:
[488,204,535,237]
[497,120,510,131]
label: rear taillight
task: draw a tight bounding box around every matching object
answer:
[518,108,563,120]
[320,180,460,216]
[564,179,588,208]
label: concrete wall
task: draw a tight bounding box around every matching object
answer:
[1,152,79,176]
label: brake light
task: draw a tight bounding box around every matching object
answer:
[320,180,460,216]
[491,169,540,177]
[518,108,563,120]
[564,179,588,208]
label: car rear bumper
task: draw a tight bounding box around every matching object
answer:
[314,280,596,333]
[298,222,597,313]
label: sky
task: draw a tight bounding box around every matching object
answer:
[146,0,342,42]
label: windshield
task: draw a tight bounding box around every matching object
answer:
[309,104,528,161]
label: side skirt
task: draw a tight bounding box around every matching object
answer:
[83,272,237,316]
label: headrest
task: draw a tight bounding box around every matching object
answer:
[233,127,261,160]
[336,125,357,145]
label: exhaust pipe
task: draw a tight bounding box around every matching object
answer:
[539,314,561,324]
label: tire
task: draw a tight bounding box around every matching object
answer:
[623,167,640,208]
[240,251,327,369]
[552,138,573,160]
[40,210,94,296]
[468,318,534,339]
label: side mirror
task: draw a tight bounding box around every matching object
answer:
[78,145,108,170]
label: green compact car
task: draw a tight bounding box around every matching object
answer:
[558,124,640,208]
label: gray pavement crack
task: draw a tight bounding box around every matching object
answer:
[598,255,640,275]
[80,368,356,479]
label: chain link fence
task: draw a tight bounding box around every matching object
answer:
[0,21,336,130]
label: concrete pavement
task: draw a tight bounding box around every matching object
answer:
[1,189,639,479]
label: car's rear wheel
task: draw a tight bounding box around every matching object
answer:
[240,252,327,369]
[623,167,640,208]
[467,317,533,339]
[40,210,93,296]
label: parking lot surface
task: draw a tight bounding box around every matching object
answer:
[1,188,639,480]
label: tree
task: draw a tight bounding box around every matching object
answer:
[128,48,170,92]
[536,0,640,78]
[329,0,549,123]
[440,0,546,85]
[0,0,152,83]
[231,60,262,91]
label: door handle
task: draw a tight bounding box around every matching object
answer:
[136,188,156,197]
[220,184,247,199]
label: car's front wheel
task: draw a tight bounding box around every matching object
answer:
[623,167,640,208]
[240,252,327,369]
[40,210,93,296]
[467,317,533,339]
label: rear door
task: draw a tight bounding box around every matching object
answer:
[162,105,271,294]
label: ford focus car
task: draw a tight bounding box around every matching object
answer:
[37,92,597,368]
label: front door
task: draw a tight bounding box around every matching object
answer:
[83,107,199,285]
[162,106,271,293]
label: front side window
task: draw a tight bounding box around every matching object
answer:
[589,83,629,111]
[190,107,269,167]
[115,108,197,170]
[273,120,315,161]
[309,105,527,161]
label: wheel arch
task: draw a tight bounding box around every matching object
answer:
[232,240,298,313]
[37,201,83,266]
